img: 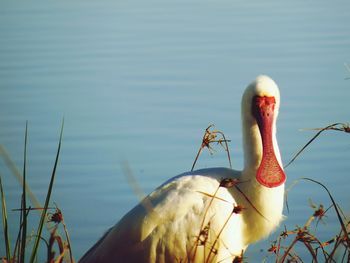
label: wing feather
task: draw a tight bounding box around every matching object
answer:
[80,168,244,263]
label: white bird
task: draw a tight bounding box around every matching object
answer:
[79,75,286,263]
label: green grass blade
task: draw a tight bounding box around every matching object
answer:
[0,173,12,263]
[29,120,64,263]
[20,121,28,263]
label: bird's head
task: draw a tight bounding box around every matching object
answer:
[242,75,286,188]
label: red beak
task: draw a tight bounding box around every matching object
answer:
[253,96,286,188]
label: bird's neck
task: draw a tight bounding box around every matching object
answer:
[239,120,285,244]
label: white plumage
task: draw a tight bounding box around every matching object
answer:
[80,75,286,263]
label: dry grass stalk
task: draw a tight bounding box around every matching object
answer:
[191,125,232,171]
[2,119,349,262]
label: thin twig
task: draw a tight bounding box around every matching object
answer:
[284,123,348,169]
[205,206,239,263]
[191,185,220,261]
[234,184,268,221]
[301,178,350,249]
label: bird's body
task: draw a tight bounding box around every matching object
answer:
[80,75,286,263]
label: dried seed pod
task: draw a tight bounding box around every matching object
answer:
[233,205,244,214]
[220,178,239,188]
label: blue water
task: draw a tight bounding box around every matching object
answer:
[1,0,349,261]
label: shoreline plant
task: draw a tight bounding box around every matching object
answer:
[1,121,349,262]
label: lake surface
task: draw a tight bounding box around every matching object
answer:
[0,0,349,261]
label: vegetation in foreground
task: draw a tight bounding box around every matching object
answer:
[0,122,349,262]
[0,121,74,263]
